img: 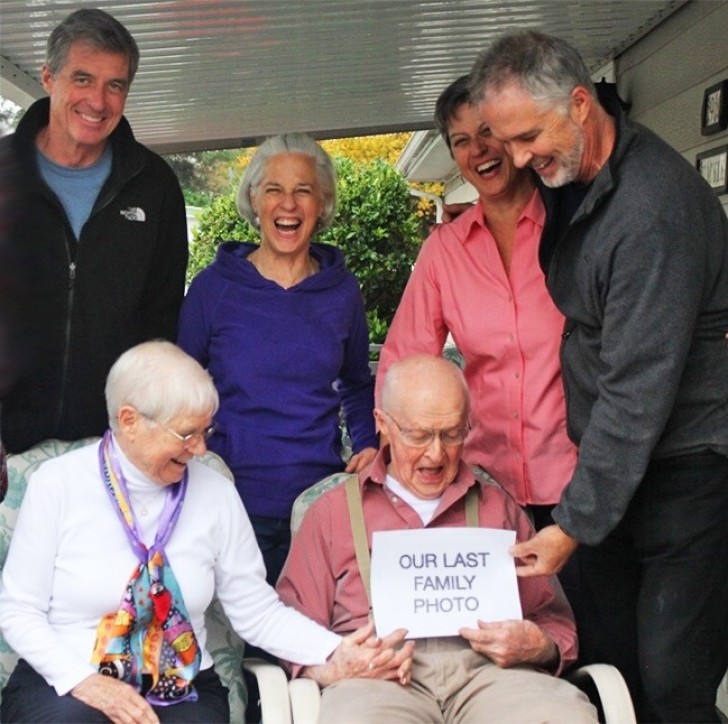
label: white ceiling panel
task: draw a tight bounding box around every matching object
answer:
[0,0,687,153]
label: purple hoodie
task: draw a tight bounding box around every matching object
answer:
[178,241,377,518]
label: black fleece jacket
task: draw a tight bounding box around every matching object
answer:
[0,98,188,453]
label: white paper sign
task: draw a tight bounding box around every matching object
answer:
[370,527,522,639]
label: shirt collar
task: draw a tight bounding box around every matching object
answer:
[361,445,480,507]
[457,188,545,244]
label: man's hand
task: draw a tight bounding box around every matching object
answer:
[510,524,578,576]
[71,673,159,724]
[441,202,474,224]
[459,619,559,670]
[345,447,378,473]
[428,202,474,233]
[303,621,414,687]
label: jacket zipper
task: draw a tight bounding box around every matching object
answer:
[56,243,76,429]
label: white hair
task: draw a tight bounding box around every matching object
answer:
[105,340,219,431]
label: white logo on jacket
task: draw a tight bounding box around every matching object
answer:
[120,207,146,222]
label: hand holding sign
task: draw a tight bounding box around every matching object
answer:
[509,524,578,577]
[459,619,559,669]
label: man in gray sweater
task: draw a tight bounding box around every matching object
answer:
[470,30,728,723]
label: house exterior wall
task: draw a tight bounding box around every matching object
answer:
[616,0,728,215]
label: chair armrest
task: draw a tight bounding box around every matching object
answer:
[242,658,292,724]
[288,677,321,724]
[567,663,636,724]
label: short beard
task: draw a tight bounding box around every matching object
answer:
[540,126,585,188]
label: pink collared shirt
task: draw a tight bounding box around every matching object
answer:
[276,449,578,678]
[377,192,576,506]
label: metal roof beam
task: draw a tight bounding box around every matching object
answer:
[0,55,43,109]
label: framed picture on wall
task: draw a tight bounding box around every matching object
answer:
[696,145,728,194]
[701,80,728,135]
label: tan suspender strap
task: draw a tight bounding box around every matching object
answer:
[465,483,479,527]
[345,474,372,606]
[346,475,480,606]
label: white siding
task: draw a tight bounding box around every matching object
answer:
[616,0,728,214]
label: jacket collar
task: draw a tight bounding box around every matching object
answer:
[13,97,146,197]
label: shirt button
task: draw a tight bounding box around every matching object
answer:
[512,411,519,419]
[514,452,521,460]
[507,334,514,343]
[514,371,520,378]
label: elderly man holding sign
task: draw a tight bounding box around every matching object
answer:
[277,355,596,723]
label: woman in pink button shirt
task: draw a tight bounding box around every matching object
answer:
[378,74,577,532]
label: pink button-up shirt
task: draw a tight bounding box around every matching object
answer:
[377,192,576,506]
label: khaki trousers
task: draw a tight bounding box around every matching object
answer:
[319,637,597,724]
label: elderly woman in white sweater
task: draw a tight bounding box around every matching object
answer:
[0,341,411,724]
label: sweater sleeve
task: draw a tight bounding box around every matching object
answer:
[177,272,212,368]
[553,213,705,544]
[276,495,342,678]
[376,232,449,404]
[337,280,378,452]
[213,482,341,665]
[0,469,98,695]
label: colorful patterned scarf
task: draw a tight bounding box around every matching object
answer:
[91,431,201,705]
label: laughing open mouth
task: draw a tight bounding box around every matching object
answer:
[476,159,501,176]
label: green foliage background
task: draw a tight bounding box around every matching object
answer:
[187,157,423,344]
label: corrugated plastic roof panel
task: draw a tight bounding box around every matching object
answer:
[0,0,687,152]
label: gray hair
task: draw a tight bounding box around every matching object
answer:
[237,132,337,232]
[469,30,595,111]
[105,341,219,432]
[46,8,140,84]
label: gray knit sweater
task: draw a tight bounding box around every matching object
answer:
[540,106,728,545]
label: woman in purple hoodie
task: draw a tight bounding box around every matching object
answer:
[178,133,377,586]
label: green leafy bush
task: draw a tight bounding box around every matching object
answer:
[186,157,422,342]
[187,196,258,282]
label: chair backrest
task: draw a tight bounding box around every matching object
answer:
[0,437,100,694]
[290,471,352,535]
[0,439,246,722]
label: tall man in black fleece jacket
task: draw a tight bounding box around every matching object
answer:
[0,8,188,454]
[470,31,728,723]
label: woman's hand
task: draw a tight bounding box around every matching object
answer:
[71,674,159,724]
[303,621,414,687]
[345,446,378,473]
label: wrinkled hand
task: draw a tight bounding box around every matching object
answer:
[459,619,559,670]
[304,621,414,687]
[71,673,159,724]
[509,524,578,577]
[345,447,378,474]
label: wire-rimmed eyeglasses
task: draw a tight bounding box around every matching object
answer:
[382,410,469,448]
[142,414,217,446]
